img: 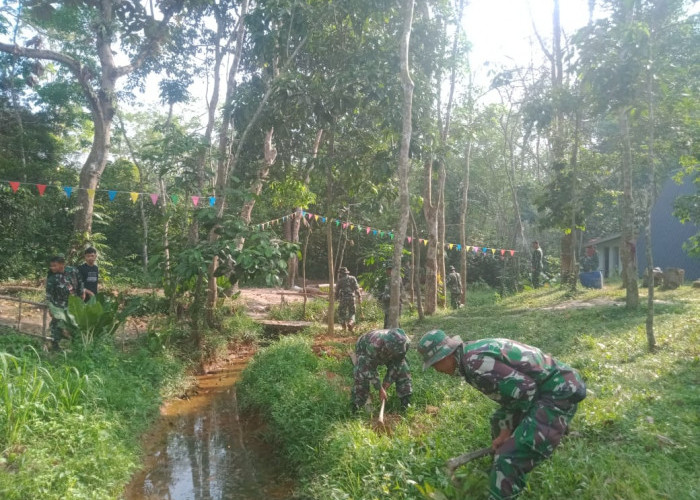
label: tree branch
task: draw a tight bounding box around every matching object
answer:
[0,42,101,115]
[113,1,183,77]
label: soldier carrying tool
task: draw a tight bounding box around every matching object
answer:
[418,330,586,500]
[351,328,412,414]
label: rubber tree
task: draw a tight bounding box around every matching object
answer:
[388,0,415,328]
[0,0,185,247]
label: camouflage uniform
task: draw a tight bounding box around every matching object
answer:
[335,270,360,327]
[352,329,412,410]
[531,247,544,288]
[580,249,599,272]
[418,332,586,500]
[446,268,462,309]
[45,266,84,349]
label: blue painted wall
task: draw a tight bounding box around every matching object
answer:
[637,175,700,281]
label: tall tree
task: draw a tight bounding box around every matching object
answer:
[388,0,415,328]
[0,0,185,245]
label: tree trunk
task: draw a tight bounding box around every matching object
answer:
[388,0,415,329]
[288,129,323,288]
[460,138,472,305]
[437,163,447,308]
[326,165,335,335]
[240,128,276,223]
[645,22,657,349]
[410,212,424,321]
[619,108,639,308]
[422,155,438,315]
[205,0,249,323]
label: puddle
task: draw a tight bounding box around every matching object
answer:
[123,358,294,500]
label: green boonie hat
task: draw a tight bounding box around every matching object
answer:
[417,330,462,370]
[339,267,349,274]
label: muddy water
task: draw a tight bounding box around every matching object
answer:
[124,358,294,500]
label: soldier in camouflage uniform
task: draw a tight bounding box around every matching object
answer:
[418,330,586,500]
[579,245,599,273]
[446,265,462,309]
[351,328,412,413]
[335,267,361,332]
[531,241,544,288]
[45,255,85,350]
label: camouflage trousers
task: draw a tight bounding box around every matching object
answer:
[449,290,461,309]
[351,357,412,408]
[532,269,542,288]
[488,397,579,499]
[49,316,67,350]
[338,297,356,324]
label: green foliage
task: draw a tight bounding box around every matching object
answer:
[673,169,700,258]
[50,294,123,346]
[239,286,700,499]
[0,334,188,499]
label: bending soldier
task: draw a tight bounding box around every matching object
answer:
[352,328,412,413]
[418,330,586,500]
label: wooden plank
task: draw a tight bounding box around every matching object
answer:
[0,294,47,308]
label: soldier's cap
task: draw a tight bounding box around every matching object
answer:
[338,267,349,274]
[387,328,411,353]
[449,265,456,271]
[417,330,462,371]
[385,262,394,270]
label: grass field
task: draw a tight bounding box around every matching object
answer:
[238,284,700,499]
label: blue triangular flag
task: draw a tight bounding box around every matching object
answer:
[108,190,117,201]
[209,196,215,207]
[63,186,73,198]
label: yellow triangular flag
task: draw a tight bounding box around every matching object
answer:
[130,192,139,203]
[87,188,95,200]
[350,224,355,230]
[423,239,428,246]
[491,248,496,254]
[449,244,454,250]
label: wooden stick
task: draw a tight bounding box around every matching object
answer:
[378,399,386,424]
[446,447,493,479]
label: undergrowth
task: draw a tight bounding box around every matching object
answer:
[238,285,700,499]
[0,329,189,499]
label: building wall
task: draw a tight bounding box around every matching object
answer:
[637,176,700,281]
[597,240,622,278]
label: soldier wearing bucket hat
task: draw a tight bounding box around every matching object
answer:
[335,267,361,332]
[418,330,586,500]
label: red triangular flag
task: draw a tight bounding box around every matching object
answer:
[407,236,412,244]
[191,196,199,207]
[150,193,159,205]
[9,181,20,192]
[37,184,47,196]
[510,250,515,256]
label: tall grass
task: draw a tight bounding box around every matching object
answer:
[0,332,188,499]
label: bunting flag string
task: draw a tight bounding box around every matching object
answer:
[3,178,517,255]
[1,178,218,208]
[251,210,516,256]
